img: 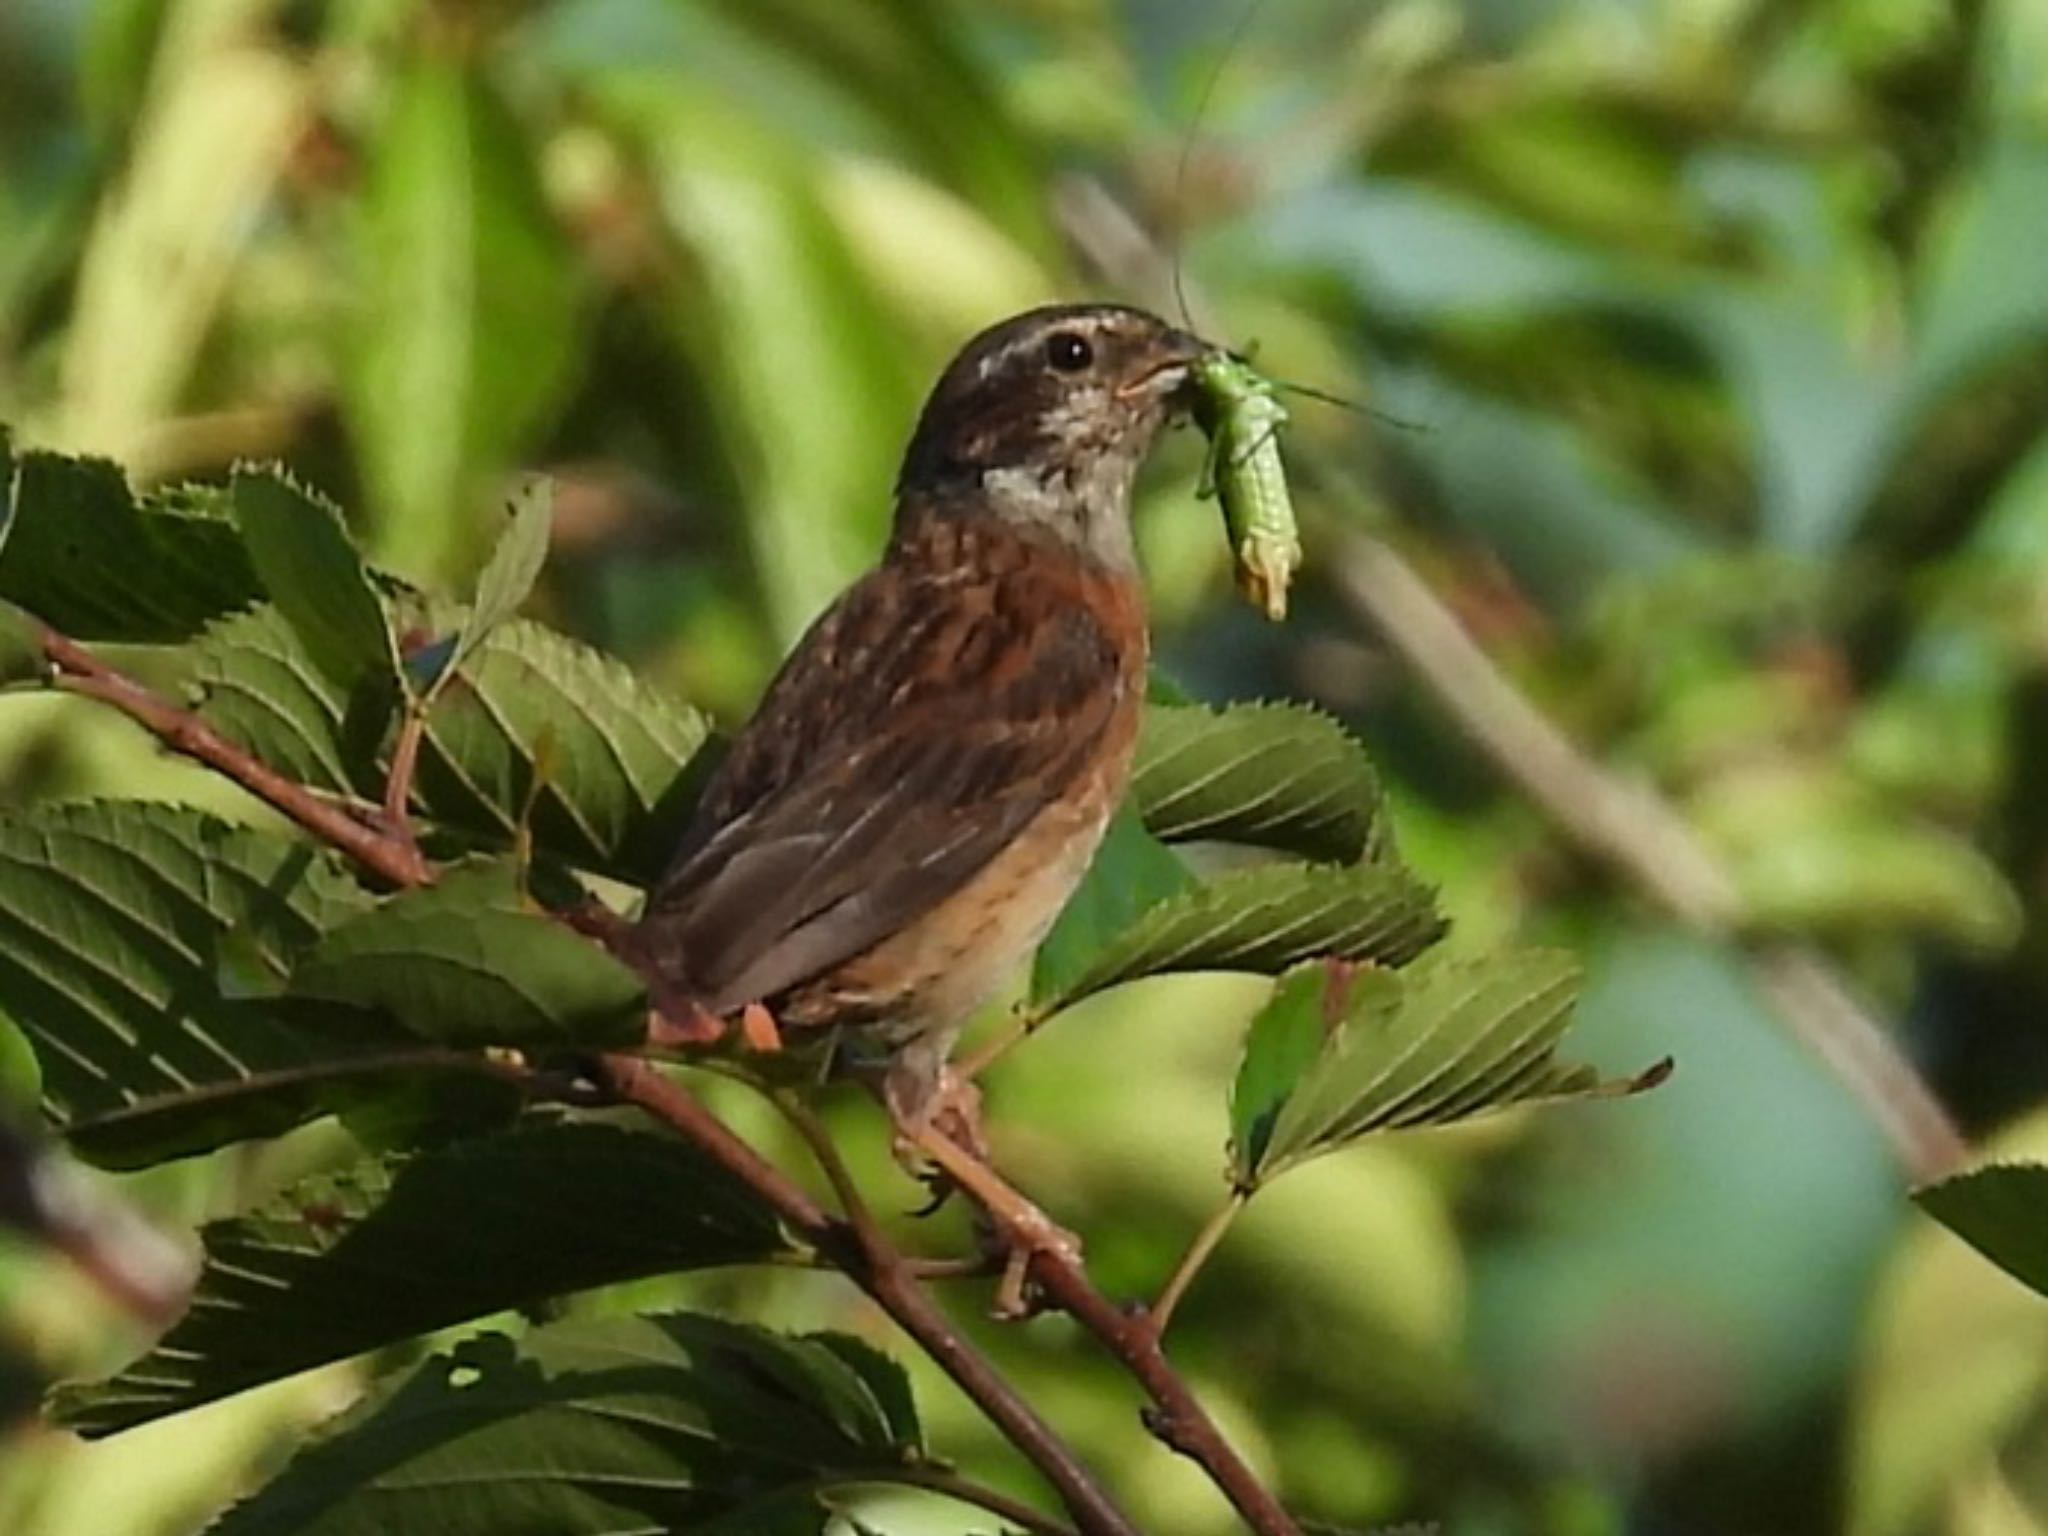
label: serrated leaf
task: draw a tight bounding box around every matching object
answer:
[0,438,258,641]
[200,1312,921,1536]
[440,477,551,691]
[346,60,579,579]
[1031,807,1194,1007]
[53,1121,793,1435]
[230,467,397,693]
[286,859,645,1050]
[1915,1163,2048,1301]
[181,603,374,794]
[0,801,469,1167]
[1133,700,1385,863]
[415,619,713,881]
[1229,965,1331,1177]
[1033,859,1446,1018]
[1234,949,1666,1191]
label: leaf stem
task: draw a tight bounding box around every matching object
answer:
[1147,1194,1246,1341]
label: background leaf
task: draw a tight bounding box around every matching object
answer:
[199,1312,923,1536]
[345,59,579,581]
[54,1121,794,1435]
[285,860,645,1051]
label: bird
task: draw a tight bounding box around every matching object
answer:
[633,303,1208,1129]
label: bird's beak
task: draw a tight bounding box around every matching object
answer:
[1118,328,1213,402]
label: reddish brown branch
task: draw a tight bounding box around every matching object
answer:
[589,1057,1137,1536]
[31,622,1303,1535]
[912,1127,1300,1536]
[37,627,433,888]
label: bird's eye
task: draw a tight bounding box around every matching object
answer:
[1045,332,1094,372]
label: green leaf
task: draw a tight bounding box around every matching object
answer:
[199,1312,922,1536]
[1032,807,1195,1007]
[0,438,258,641]
[415,619,714,882]
[346,59,579,580]
[1032,859,1446,1018]
[53,1121,794,1435]
[179,603,373,795]
[1233,949,1667,1191]
[286,860,645,1050]
[0,595,40,686]
[1229,966,1332,1178]
[0,801,455,1167]
[1133,701,1386,863]
[440,477,552,692]
[230,467,397,691]
[1915,1163,2048,1301]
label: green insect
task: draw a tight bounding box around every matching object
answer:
[1190,351,1301,622]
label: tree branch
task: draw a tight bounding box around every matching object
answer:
[28,621,1314,1535]
[25,624,1139,1536]
[590,1057,1141,1536]
[910,1127,1300,1536]
[35,625,433,888]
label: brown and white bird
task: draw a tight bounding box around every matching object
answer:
[635,304,1208,1121]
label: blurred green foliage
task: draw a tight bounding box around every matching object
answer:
[6,0,2048,1533]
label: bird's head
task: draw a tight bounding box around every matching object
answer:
[894,304,1209,568]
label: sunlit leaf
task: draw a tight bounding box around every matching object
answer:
[0,801,454,1167]
[53,1121,793,1435]
[0,436,257,641]
[286,860,645,1050]
[0,596,39,687]
[1133,700,1386,863]
[180,603,371,795]
[230,467,397,692]
[439,476,553,693]
[1032,807,1194,1007]
[200,1312,922,1536]
[1032,860,1445,1019]
[415,619,713,882]
[1232,949,1667,1191]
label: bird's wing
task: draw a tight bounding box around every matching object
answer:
[640,528,1135,1014]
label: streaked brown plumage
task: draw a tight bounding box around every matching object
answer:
[635,304,1206,1116]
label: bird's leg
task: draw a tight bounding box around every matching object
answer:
[881,1038,1079,1319]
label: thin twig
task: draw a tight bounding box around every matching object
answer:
[910,1125,1301,1536]
[591,1057,1143,1536]
[36,627,433,888]
[1326,527,1966,1181]
[29,623,1312,1534]
[381,702,428,843]
[26,625,1140,1536]
[1146,1194,1247,1342]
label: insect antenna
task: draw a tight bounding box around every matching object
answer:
[1169,0,1272,337]
[1268,377,1430,434]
